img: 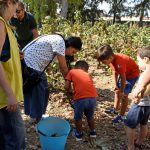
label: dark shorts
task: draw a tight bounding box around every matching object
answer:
[124,103,150,129]
[73,98,96,121]
[117,76,139,94]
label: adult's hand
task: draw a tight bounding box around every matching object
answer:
[32,28,39,39]
[6,94,18,112]
[19,51,24,60]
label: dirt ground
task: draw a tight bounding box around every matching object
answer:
[21,60,150,150]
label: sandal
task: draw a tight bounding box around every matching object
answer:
[134,143,144,149]
[134,138,144,150]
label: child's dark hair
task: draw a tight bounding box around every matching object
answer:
[97,44,114,61]
[137,46,150,59]
[65,36,82,50]
[75,60,89,71]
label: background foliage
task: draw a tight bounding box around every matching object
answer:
[40,14,150,89]
[23,0,150,89]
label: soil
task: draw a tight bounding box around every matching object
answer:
[21,60,150,150]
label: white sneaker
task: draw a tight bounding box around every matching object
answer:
[42,114,49,119]
[71,129,83,141]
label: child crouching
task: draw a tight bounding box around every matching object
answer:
[65,60,98,141]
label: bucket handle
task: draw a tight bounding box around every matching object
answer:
[38,130,47,136]
[38,130,69,137]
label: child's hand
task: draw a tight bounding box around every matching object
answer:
[66,92,74,108]
[134,97,141,104]
[133,91,142,104]
[114,86,120,92]
[114,86,119,91]
[66,92,73,99]
[133,86,146,99]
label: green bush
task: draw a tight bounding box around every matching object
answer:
[42,16,150,89]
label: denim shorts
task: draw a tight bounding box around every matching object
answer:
[117,76,139,94]
[124,103,150,129]
[73,97,96,121]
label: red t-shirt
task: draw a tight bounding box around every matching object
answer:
[110,53,139,79]
[65,69,98,100]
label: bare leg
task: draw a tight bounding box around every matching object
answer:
[120,94,129,116]
[136,124,148,145]
[87,118,95,131]
[126,126,135,150]
[75,119,82,134]
[114,90,120,110]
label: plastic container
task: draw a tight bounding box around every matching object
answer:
[37,116,70,150]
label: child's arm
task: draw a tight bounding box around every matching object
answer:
[65,80,74,107]
[65,80,72,94]
[113,71,119,90]
[133,67,150,98]
[133,86,143,105]
[119,73,126,94]
[133,83,146,100]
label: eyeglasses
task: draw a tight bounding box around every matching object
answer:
[16,9,23,14]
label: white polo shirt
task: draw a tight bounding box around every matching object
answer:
[23,34,65,72]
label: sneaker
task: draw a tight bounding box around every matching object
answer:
[75,132,83,141]
[89,130,97,138]
[71,129,83,141]
[42,114,49,119]
[29,117,41,124]
[105,107,118,115]
[112,115,126,124]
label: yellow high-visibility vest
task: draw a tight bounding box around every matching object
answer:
[0,16,23,109]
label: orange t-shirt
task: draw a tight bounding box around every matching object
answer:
[110,53,139,79]
[65,69,98,100]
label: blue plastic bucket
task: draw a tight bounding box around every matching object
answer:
[37,116,70,150]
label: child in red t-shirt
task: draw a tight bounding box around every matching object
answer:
[96,44,139,124]
[65,60,97,141]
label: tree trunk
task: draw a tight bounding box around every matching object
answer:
[60,0,68,18]
[113,11,116,24]
[138,2,146,27]
[139,11,144,27]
